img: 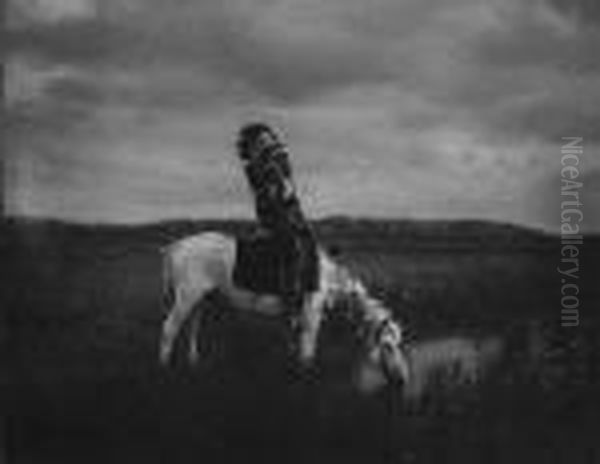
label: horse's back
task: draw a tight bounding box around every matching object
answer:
[166,231,233,253]
[164,231,237,288]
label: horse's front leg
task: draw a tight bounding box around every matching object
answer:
[297,291,326,367]
[188,307,201,366]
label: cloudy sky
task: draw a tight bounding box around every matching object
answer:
[5,0,600,231]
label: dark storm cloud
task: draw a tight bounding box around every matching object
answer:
[549,0,600,25]
[10,0,599,112]
[491,92,600,143]
[6,1,395,103]
[442,1,600,144]
[6,20,129,64]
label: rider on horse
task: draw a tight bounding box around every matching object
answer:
[236,122,318,322]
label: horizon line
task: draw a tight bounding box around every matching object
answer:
[2,213,576,237]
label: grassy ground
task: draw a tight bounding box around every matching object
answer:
[2,219,598,463]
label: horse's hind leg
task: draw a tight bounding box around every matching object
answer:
[188,306,201,365]
[160,285,205,366]
[160,297,189,365]
[187,291,222,366]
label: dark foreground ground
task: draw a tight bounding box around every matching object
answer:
[2,218,599,463]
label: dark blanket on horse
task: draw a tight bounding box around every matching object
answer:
[233,232,319,297]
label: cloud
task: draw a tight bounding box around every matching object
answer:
[5,0,599,230]
[548,0,600,26]
[8,0,98,25]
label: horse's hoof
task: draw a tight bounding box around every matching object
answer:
[300,364,319,384]
[188,353,200,366]
[159,355,168,367]
[285,358,318,384]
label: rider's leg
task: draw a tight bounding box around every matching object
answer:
[285,237,305,320]
[281,237,305,360]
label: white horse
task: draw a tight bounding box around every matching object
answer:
[159,231,410,385]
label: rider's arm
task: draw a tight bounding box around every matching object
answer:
[273,150,296,202]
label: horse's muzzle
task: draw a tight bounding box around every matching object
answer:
[381,344,411,386]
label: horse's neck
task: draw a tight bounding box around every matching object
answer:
[359,293,390,327]
[346,277,390,329]
[322,253,392,331]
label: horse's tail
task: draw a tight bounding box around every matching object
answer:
[160,244,176,313]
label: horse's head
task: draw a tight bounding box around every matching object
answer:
[322,257,410,392]
[350,290,410,392]
[362,314,410,387]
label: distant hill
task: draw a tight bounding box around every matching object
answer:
[2,215,586,254]
[314,216,561,252]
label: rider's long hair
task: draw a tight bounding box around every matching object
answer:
[236,122,279,161]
